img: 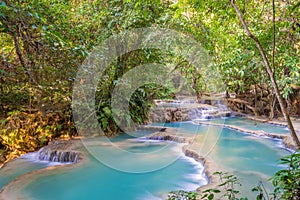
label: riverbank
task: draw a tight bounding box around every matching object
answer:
[143,128,226,196]
[0,138,86,200]
[245,115,300,149]
[193,120,296,150]
[246,115,300,134]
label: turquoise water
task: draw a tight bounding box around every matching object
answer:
[0,158,47,189]
[211,128,289,195]
[152,120,291,198]
[0,153,68,189]
[0,117,292,199]
[213,117,290,134]
[22,139,207,200]
[153,117,290,135]
[153,120,289,176]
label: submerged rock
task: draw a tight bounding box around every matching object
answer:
[138,125,167,132]
[182,147,205,163]
[144,131,187,143]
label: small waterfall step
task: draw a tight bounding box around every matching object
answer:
[150,98,232,122]
[37,139,80,163]
[38,148,79,163]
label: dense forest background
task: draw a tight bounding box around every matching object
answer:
[0,0,299,162]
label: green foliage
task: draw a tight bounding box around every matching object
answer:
[0,110,75,160]
[168,171,247,200]
[0,0,178,143]
[188,0,299,101]
[271,150,300,199]
[252,182,273,200]
[0,0,300,161]
[200,172,247,200]
[168,190,198,200]
[251,150,300,200]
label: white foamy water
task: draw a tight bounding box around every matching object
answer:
[20,152,73,166]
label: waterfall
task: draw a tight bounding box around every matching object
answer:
[188,99,232,121]
[150,98,232,122]
[188,107,231,121]
[38,148,79,163]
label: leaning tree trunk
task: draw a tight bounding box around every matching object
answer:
[269,92,276,120]
[230,0,300,148]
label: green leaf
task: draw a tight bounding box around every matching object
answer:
[208,193,214,200]
[291,1,300,11]
[256,195,262,200]
[211,189,220,193]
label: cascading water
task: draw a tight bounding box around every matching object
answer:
[151,98,232,122]
[38,148,79,163]
[0,148,79,190]
[188,104,231,121]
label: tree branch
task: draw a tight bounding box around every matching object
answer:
[12,32,31,80]
[272,0,276,73]
[229,0,300,148]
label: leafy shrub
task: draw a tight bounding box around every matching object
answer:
[0,110,75,161]
[168,190,198,200]
[271,150,300,200]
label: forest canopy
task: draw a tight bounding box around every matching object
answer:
[0,0,299,161]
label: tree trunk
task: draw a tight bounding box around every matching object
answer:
[272,0,276,72]
[254,84,258,116]
[269,93,276,120]
[12,32,31,81]
[230,0,300,148]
